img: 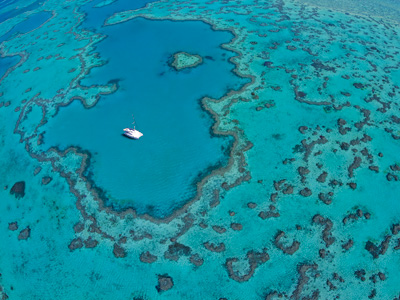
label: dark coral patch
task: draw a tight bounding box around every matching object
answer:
[18,227,31,240]
[113,243,127,258]
[140,251,157,263]
[156,274,174,292]
[10,181,25,199]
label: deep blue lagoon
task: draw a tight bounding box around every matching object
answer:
[43,17,247,218]
[0,55,18,78]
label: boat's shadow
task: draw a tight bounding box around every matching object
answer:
[121,134,138,140]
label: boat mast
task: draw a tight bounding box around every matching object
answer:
[132,114,136,130]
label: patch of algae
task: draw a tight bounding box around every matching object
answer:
[170,51,203,71]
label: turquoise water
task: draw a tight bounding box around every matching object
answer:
[1,0,400,299]
[297,0,400,23]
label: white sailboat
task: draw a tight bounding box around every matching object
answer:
[123,116,143,139]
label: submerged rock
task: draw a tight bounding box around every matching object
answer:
[204,242,225,252]
[231,223,243,231]
[365,236,392,259]
[212,225,226,234]
[83,237,98,249]
[41,176,53,185]
[8,222,18,231]
[225,249,269,282]
[312,214,335,247]
[247,202,257,209]
[113,243,127,258]
[33,166,42,176]
[73,222,85,233]
[68,238,83,251]
[342,239,354,251]
[274,230,300,255]
[140,251,157,264]
[18,227,31,240]
[299,187,312,197]
[190,253,204,267]
[164,242,191,261]
[156,274,174,292]
[10,181,25,199]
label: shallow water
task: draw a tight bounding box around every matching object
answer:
[295,0,400,23]
[1,0,400,299]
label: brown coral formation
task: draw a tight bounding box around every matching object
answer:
[204,242,225,253]
[156,274,174,292]
[18,227,31,240]
[189,253,204,267]
[68,238,83,251]
[365,236,391,259]
[140,251,158,263]
[41,176,53,185]
[312,215,335,247]
[225,249,269,282]
[274,230,300,255]
[83,237,98,248]
[113,243,127,258]
[8,222,18,231]
[164,242,191,261]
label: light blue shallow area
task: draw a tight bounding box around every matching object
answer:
[1,0,400,298]
[44,17,247,218]
[295,0,400,23]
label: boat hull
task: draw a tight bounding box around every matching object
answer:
[123,132,141,139]
[123,128,143,139]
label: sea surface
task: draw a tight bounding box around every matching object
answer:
[1,0,400,299]
[44,16,244,218]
